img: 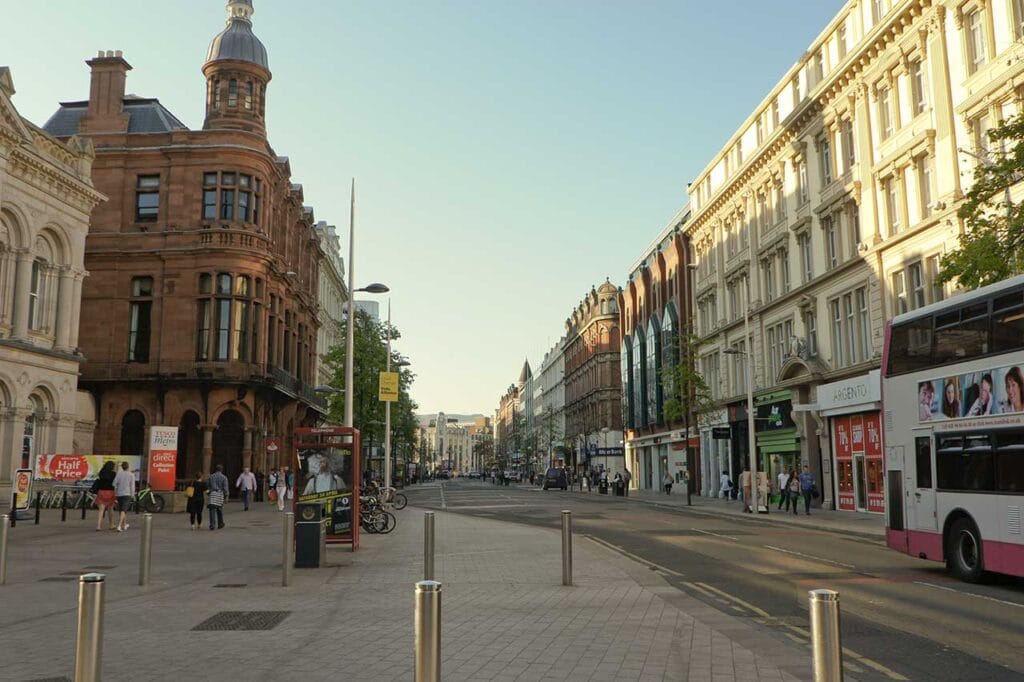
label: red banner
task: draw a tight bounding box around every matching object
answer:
[148,426,178,491]
[865,413,882,457]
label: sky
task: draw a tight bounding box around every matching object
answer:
[4,0,843,416]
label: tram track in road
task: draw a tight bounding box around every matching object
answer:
[405,482,1024,680]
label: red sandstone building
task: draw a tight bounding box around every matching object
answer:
[44,0,324,487]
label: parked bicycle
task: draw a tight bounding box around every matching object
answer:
[129,485,166,513]
[359,494,396,534]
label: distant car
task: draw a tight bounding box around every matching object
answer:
[506,471,522,482]
[437,471,451,480]
[468,471,481,479]
[543,467,568,490]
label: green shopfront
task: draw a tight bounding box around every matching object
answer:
[755,390,799,498]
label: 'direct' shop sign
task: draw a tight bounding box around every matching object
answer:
[148,426,178,491]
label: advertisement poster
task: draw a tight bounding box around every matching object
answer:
[919,363,1024,422]
[35,455,142,482]
[297,446,354,536]
[148,426,179,491]
[14,468,33,511]
[831,413,884,513]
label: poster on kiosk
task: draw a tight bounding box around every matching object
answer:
[294,426,361,548]
[148,426,179,491]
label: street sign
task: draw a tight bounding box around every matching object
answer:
[712,427,731,440]
[379,371,399,402]
[266,438,279,453]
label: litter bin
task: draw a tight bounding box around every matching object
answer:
[295,501,327,568]
[598,480,608,494]
[614,480,625,497]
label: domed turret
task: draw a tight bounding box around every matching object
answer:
[202,0,271,135]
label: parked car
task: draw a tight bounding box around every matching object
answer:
[543,467,568,490]
[505,471,522,482]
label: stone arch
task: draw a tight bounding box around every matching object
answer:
[778,356,826,384]
[36,224,72,267]
[177,410,202,480]
[0,205,30,249]
[210,401,253,427]
[213,409,245,496]
[119,409,146,458]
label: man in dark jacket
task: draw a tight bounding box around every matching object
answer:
[207,464,230,530]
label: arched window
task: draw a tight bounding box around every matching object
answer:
[662,303,679,406]
[213,79,221,109]
[22,394,45,468]
[632,327,646,428]
[196,272,255,362]
[244,81,253,110]
[646,317,662,425]
[228,79,238,107]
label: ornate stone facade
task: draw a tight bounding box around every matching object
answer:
[0,66,105,494]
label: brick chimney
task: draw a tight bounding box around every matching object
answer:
[80,50,132,133]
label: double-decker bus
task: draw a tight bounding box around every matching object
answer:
[883,274,1024,582]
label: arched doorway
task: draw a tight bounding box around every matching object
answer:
[177,411,202,480]
[213,410,244,497]
[120,410,146,457]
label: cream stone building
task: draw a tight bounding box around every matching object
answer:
[313,220,347,387]
[685,0,1024,512]
[0,67,105,495]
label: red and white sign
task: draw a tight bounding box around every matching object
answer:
[148,426,178,491]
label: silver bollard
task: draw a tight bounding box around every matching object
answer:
[414,580,442,682]
[1,514,8,585]
[424,512,435,580]
[809,589,843,682]
[282,512,294,587]
[75,573,105,682]
[561,510,573,586]
[138,513,152,586]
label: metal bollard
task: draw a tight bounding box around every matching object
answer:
[561,510,573,586]
[424,512,435,581]
[1,514,8,585]
[138,513,153,586]
[414,580,442,682]
[282,512,294,587]
[809,589,843,682]
[62,491,68,522]
[81,496,87,520]
[34,491,42,524]
[75,573,105,682]
[10,493,16,528]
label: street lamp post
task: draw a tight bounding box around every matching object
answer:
[725,314,759,513]
[382,299,410,496]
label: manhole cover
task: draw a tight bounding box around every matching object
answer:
[25,677,72,682]
[40,576,77,582]
[192,611,290,631]
[213,583,248,588]
[82,565,117,570]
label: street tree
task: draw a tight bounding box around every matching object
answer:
[939,113,1024,288]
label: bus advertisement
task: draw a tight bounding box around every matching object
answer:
[883,274,1024,582]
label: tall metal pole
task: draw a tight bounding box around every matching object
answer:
[745,300,758,513]
[424,512,435,580]
[0,514,8,585]
[414,580,442,682]
[282,511,294,587]
[344,178,356,428]
[561,510,573,586]
[809,589,844,681]
[384,299,392,491]
[138,513,152,586]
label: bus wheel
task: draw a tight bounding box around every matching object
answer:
[947,517,985,583]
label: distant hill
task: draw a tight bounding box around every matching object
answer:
[416,413,487,425]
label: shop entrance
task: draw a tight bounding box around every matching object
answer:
[854,453,868,510]
[212,410,244,497]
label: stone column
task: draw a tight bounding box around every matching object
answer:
[69,272,85,350]
[11,249,33,339]
[53,266,74,351]
[0,408,24,487]
[242,426,254,470]
[201,424,216,475]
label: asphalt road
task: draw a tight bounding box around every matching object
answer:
[405,480,1024,682]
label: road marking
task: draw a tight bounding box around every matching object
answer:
[445,504,525,510]
[691,527,738,541]
[914,581,1024,609]
[694,581,771,618]
[584,534,686,578]
[763,545,856,569]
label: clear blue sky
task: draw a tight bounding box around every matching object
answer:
[6,0,842,416]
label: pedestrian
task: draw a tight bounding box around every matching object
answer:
[93,461,117,531]
[236,466,257,511]
[113,461,135,532]
[663,472,673,495]
[719,471,732,500]
[787,470,800,515]
[799,465,815,515]
[777,469,789,510]
[207,464,229,530]
[623,468,632,497]
[186,471,206,529]
[739,465,752,513]
[275,466,290,511]
[268,468,279,503]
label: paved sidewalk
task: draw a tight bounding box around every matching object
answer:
[0,500,817,681]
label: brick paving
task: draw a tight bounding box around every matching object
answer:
[0,498,814,681]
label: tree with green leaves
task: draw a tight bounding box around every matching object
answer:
[322,309,418,462]
[662,332,718,425]
[939,113,1024,288]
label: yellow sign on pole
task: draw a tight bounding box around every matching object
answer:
[379,371,399,402]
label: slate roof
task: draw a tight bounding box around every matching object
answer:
[206,16,268,69]
[42,96,188,137]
